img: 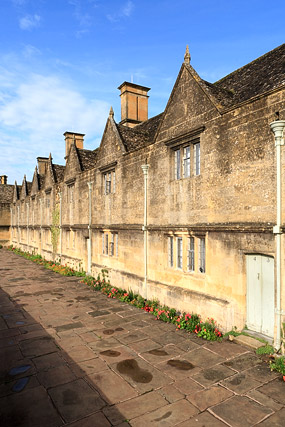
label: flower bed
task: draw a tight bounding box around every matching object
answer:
[7,246,85,277]
[7,245,224,340]
[82,273,223,341]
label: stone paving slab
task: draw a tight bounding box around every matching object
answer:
[210,395,273,426]
[103,390,168,425]
[130,399,199,426]
[0,249,285,426]
[187,384,233,412]
[0,385,63,426]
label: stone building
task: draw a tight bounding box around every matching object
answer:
[0,175,13,244]
[3,44,285,347]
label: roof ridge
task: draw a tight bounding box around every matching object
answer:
[214,43,285,86]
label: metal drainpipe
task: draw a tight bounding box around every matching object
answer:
[59,192,62,259]
[87,182,93,275]
[141,164,149,299]
[10,207,12,242]
[270,119,285,350]
[17,206,19,242]
[40,198,42,254]
[26,202,29,248]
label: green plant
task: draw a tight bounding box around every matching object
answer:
[270,356,285,376]
[8,245,223,342]
[224,326,240,337]
[0,244,3,249]
[256,345,275,355]
[196,318,223,341]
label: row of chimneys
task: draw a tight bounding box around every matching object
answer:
[3,81,151,181]
[62,82,150,160]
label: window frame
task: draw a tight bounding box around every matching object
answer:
[183,145,191,178]
[174,149,181,180]
[199,237,206,273]
[177,237,183,269]
[173,138,201,181]
[187,236,195,271]
[194,142,200,176]
[168,236,174,267]
[103,169,116,195]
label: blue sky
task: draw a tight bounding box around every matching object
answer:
[0,0,284,184]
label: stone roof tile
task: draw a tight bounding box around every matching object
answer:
[214,43,285,106]
[116,113,163,151]
[0,185,13,203]
[52,164,65,183]
[77,148,98,171]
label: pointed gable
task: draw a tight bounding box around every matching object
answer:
[156,63,220,144]
[43,154,56,190]
[20,175,29,200]
[30,167,40,197]
[96,108,126,169]
[13,181,21,203]
[63,142,82,183]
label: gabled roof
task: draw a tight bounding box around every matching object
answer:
[52,164,65,183]
[213,43,285,107]
[77,148,98,171]
[26,181,32,195]
[13,182,22,202]
[0,184,13,203]
[38,174,45,189]
[116,113,164,152]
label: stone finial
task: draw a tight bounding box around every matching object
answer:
[109,106,114,118]
[184,45,191,65]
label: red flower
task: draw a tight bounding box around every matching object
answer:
[283,376,285,382]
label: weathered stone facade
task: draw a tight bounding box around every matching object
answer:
[3,45,285,345]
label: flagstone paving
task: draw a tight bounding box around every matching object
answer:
[0,249,284,426]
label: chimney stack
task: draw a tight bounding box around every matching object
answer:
[37,157,49,175]
[64,132,85,158]
[0,175,7,185]
[118,82,150,128]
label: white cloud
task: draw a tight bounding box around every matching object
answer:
[122,1,134,17]
[69,0,92,28]
[22,45,41,59]
[11,0,27,5]
[19,14,41,30]
[107,0,134,22]
[0,73,110,182]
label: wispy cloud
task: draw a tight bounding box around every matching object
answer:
[122,0,134,17]
[69,0,92,29]
[107,0,134,22]
[11,0,27,6]
[22,45,41,59]
[19,14,41,30]
[0,72,109,182]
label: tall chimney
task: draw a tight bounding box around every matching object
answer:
[118,82,150,128]
[0,175,7,185]
[64,132,85,158]
[37,157,49,175]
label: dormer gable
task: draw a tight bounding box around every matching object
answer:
[20,175,29,200]
[63,142,82,183]
[156,47,222,144]
[13,181,20,203]
[30,167,40,196]
[96,107,126,168]
[43,154,56,191]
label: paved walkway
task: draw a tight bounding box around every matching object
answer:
[0,250,284,427]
